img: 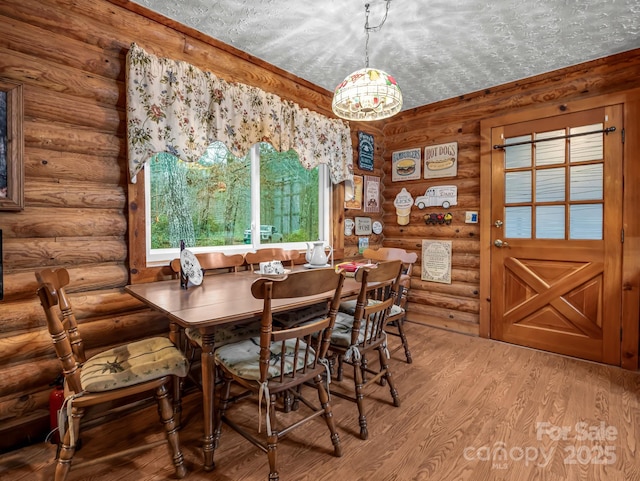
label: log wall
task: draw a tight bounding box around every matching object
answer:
[0,0,374,451]
[0,0,638,453]
[381,49,640,341]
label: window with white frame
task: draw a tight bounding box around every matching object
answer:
[145,141,331,264]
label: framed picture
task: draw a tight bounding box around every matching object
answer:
[358,131,374,171]
[0,79,24,211]
[392,148,421,181]
[424,141,457,179]
[363,175,380,213]
[344,175,363,209]
[354,216,372,235]
[0,229,3,300]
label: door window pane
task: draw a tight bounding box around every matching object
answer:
[504,135,532,169]
[505,206,532,238]
[535,130,565,166]
[570,204,603,240]
[570,123,603,162]
[536,205,565,239]
[505,171,532,203]
[536,168,565,202]
[570,164,603,201]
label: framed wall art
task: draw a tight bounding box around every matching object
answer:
[344,175,364,210]
[392,147,421,181]
[0,229,3,300]
[0,79,24,211]
[424,141,457,179]
[363,175,380,213]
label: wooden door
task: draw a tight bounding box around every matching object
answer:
[489,106,623,364]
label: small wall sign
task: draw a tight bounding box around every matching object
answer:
[344,175,363,209]
[345,218,355,236]
[355,216,372,235]
[424,141,458,179]
[358,132,374,171]
[421,240,452,284]
[392,148,421,181]
[364,175,380,213]
[358,237,369,253]
[393,188,414,225]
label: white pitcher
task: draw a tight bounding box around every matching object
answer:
[306,241,333,266]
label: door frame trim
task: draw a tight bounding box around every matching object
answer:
[479,88,640,370]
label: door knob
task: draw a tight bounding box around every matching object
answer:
[494,239,509,248]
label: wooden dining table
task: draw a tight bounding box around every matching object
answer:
[125,267,360,471]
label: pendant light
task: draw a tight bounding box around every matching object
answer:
[332,1,402,121]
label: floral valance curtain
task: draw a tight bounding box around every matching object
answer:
[126,43,353,185]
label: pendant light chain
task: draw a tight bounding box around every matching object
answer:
[364,1,391,69]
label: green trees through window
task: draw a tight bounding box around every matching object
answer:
[149,142,320,251]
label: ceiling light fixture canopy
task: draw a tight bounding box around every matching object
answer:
[332,1,402,122]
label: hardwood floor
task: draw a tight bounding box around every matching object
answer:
[2,324,639,481]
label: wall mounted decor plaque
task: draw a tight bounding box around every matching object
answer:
[392,147,421,181]
[364,175,380,213]
[358,131,374,171]
[421,239,452,284]
[393,188,413,225]
[424,141,457,179]
[355,216,372,235]
[344,175,363,209]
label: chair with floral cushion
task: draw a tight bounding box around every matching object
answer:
[213,268,346,481]
[329,260,403,440]
[35,268,188,481]
[169,252,261,387]
[360,247,418,363]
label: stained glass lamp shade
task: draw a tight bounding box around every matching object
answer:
[332,67,402,121]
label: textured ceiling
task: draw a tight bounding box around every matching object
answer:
[132,0,640,112]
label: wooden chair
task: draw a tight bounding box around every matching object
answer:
[169,252,260,386]
[329,260,403,440]
[244,248,300,271]
[35,268,188,481]
[212,268,346,481]
[362,247,418,363]
[169,251,245,277]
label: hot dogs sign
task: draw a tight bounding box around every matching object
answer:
[392,142,457,181]
[424,141,457,179]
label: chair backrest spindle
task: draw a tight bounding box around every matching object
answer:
[251,268,346,384]
[36,268,87,363]
[350,260,403,347]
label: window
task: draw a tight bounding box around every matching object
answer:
[503,123,605,240]
[145,141,330,264]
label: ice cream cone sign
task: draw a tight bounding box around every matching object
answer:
[394,188,413,225]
